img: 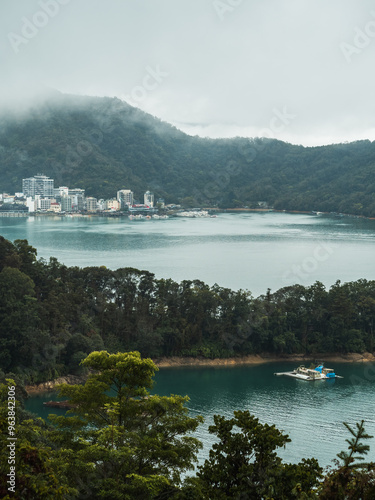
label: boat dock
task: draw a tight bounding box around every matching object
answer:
[274,363,343,380]
[274,371,324,380]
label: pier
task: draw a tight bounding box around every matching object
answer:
[0,211,29,217]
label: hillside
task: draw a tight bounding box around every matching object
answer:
[0,92,375,216]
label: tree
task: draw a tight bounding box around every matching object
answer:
[196,410,322,499]
[0,267,39,371]
[319,421,375,499]
[49,351,203,499]
[13,239,37,277]
[0,379,74,499]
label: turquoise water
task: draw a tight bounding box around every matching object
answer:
[1,212,375,296]
[152,362,375,469]
[9,212,375,468]
[25,362,375,469]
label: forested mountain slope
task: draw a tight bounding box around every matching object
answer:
[0,92,374,216]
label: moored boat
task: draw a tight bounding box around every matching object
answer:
[275,364,341,380]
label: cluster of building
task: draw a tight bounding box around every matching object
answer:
[0,174,165,214]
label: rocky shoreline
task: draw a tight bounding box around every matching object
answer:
[24,352,375,395]
[24,374,88,395]
[154,352,375,368]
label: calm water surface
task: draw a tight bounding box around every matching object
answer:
[9,212,375,468]
[1,212,375,296]
[25,362,375,469]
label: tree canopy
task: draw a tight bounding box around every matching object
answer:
[48,351,203,499]
[0,236,375,384]
[1,354,375,498]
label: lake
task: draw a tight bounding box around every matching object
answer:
[1,212,375,296]
[24,361,375,469]
[5,211,375,469]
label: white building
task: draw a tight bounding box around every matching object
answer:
[54,186,69,198]
[49,202,61,213]
[22,174,54,199]
[86,197,98,212]
[25,197,36,212]
[144,191,154,208]
[39,198,51,211]
[105,198,120,211]
[117,189,134,208]
[69,188,85,211]
[61,195,72,212]
[3,196,14,204]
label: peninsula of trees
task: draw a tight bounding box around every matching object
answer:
[0,92,375,217]
[0,236,374,383]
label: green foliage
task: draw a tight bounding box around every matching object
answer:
[336,421,373,468]
[1,236,375,383]
[0,266,39,371]
[2,363,375,498]
[195,410,322,499]
[49,351,203,498]
[319,421,375,499]
[0,379,75,499]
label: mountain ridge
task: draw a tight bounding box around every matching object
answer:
[0,93,374,216]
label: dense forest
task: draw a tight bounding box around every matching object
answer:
[0,235,374,384]
[1,235,375,497]
[1,351,375,499]
[0,92,375,216]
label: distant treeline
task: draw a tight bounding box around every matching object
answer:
[1,93,375,216]
[0,235,374,383]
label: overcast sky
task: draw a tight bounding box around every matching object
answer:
[1,0,375,146]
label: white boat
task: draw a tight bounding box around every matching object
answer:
[275,364,341,380]
[128,214,145,220]
[176,210,209,218]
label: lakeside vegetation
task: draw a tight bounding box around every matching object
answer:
[1,351,375,499]
[1,234,375,497]
[1,93,375,217]
[0,235,375,384]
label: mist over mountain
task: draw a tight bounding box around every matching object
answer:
[0,92,374,216]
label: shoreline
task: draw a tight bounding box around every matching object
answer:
[3,209,375,221]
[24,352,375,394]
[154,352,375,368]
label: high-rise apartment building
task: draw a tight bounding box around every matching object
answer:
[144,191,154,208]
[54,186,69,198]
[22,174,54,199]
[117,189,134,208]
[69,188,85,211]
[86,197,98,212]
[61,195,72,212]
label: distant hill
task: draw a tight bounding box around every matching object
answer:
[0,92,375,216]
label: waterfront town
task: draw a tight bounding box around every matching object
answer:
[0,174,217,219]
[0,174,173,217]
